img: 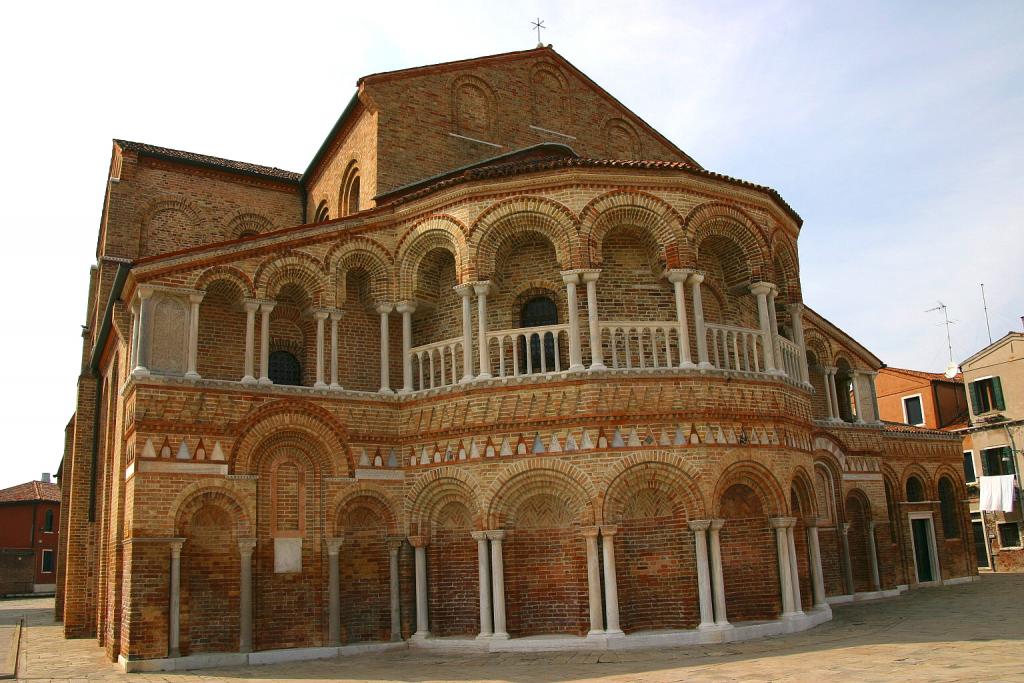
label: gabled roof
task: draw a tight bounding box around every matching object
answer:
[804,307,884,369]
[0,481,60,504]
[881,366,962,384]
[960,331,1024,368]
[115,140,302,184]
[303,45,700,181]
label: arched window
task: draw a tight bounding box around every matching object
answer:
[43,509,54,532]
[314,200,329,223]
[268,350,302,386]
[906,475,925,502]
[340,161,360,216]
[938,477,960,538]
[520,296,558,373]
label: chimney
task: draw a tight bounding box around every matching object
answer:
[41,473,50,483]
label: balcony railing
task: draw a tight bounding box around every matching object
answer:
[706,323,763,373]
[778,336,803,384]
[411,336,466,391]
[487,323,569,378]
[600,321,682,370]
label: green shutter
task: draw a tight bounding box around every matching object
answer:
[969,381,981,415]
[1004,446,1016,476]
[992,376,1006,411]
[981,450,992,476]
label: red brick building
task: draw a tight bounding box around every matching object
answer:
[0,476,61,596]
[57,46,975,671]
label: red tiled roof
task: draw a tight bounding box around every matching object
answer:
[881,421,959,437]
[0,481,60,504]
[115,140,302,183]
[883,366,962,383]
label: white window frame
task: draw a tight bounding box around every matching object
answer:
[971,375,996,415]
[40,548,54,574]
[963,450,977,483]
[971,517,992,568]
[901,393,925,426]
[980,444,1012,477]
[998,522,1022,550]
[907,511,942,586]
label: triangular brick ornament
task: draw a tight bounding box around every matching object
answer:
[597,429,609,449]
[532,434,545,454]
[359,449,370,467]
[176,440,191,460]
[458,440,467,460]
[580,430,595,450]
[611,427,625,448]
[160,437,172,459]
[626,427,641,447]
[726,427,737,444]
[142,438,156,459]
[195,439,207,460]
[373,450,384,467]
[210,441,225,461]
[674,425,686,446]
[388,448,398,467]
[420,446,431,465]
[565,432,579,452]
[485,438,496,458]
[470,439,480,459]
[659,429,671,446]
[549,433,562,453]
[500,437,512,456]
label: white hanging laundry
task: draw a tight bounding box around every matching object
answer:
[979,475,1017,513]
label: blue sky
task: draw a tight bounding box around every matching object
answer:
[0,1,1021,487]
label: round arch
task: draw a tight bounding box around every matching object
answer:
[469,195,580,280]
[485,460,598,528]
[396,216,469,301]
[685,201,771,279]
[579,190,689,268]
[406,467,483,534]
[253,251,326,304]
[601,453,707,522]
[713,459,787,517]
[230,400,349,476]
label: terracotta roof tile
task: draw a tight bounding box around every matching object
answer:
[115,140,302,183]
[883,366,963,383]
[0,481,60,504]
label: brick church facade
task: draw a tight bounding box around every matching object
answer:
[58,46,975,670]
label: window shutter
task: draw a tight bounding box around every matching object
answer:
[992,376,1006,411]
[1004,446,1016,476]
[968,381,981,415]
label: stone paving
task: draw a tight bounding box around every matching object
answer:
[5,575,1024,682]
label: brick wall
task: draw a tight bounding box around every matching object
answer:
[0,550,34,595]
[180,504,240,655]
[719,484,781,621]
[339,505,391,643]
[427,503,478,636]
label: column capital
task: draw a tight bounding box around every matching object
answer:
[330,308,345,321]
[868,520,878,530]
[788,301,805,314]
[238,537,257,554]
[749,281,775,296]
[579,268,601,283]
[470,530,489,541]
[686,271,705,285]
[325,537,344,554]
[687,519,712,532]
[471,281,493,296]
[169,538,186,555]
[259,300,276,314]
[484,529,507,542]
[666,268,693,283]
[581,526,601,539]
[839,522,850,535]
[710,518,726,531]
[769,516,797,529]
[386,537,405,553]
[804,515,819,528]
[137,284,156,300]
[188,291,206,305]
[375,301,394,315]
[308,307,331,320]
[599,524,618,537]
[396,300,418,314]
[453,282,475,297]
[242,298,262,313]
[560,270,582,284]
[407,535,428,548]
[823,365,838,375]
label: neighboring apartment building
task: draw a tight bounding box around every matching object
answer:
[876,367,968,432]
[960,332,1024,572]
[58,46,973,672]
[0,475,61,595]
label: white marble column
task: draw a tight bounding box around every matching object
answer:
[851,371,866,423]
[397,301,417,393]
[867,371,881,423]
[454,284,475,382]
[133,288,154,378]
[771,518,797,617]
[326,537,343,646]
[824,367,839,421]
[688,520,715,630]
[667,269,694,367]
[582,270,605,370]
[867,521,881,591]
[329,309,343,389]
[688,273,712,368]
[600,525,623,636]
[387,538,403,641]
[313,309,329,389]
[168,539,184,657]
[561,271,585,372]
[474,283,492,380]
[709,519,729,626]
[806,521,827,609]
[258,301,275,384]
[767,285,783,371]
[185,292,204,380]
[376,302,394,394]
[129,301,141,375]
[583,527,604,636]
[786,523,804,615]
[839,522,855,595]
[238,538,256,652]
[472,531,493,638]
[241,299,259,384]
[411,537,429,639]
[750,282,778,374]
[486,530,508,638]
[788,303,811,386]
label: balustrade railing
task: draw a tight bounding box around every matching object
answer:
[706,323,763,373]
[599,321,681,370]
[778,336,803,383]
[487,323,569,378]
[411,336,465,391]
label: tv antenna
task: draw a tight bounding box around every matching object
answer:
[925,301,957,368]
[531,17,547,46]
[980,283,993,345]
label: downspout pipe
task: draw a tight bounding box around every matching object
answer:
[87,262,131,521]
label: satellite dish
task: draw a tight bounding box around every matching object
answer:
[944,363,959,379]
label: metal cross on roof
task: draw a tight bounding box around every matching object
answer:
[532,17,546,46]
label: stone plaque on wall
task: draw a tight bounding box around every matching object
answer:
[274,537,302,573]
